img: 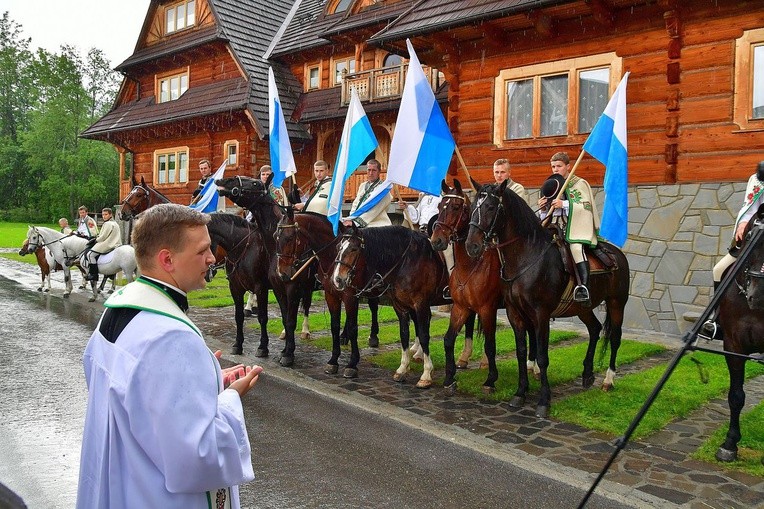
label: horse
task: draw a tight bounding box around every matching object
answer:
[430,179,519,394]
[464,178,630,417]
[214,175,314,365]
[275,208,389,378]
[26,226,138,302]
[332,223,452,388]
[714,212,764,462]
[119,176,171,220]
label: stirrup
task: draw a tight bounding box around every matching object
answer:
[573,285,590,303]
[700,320,721,340]
[443,286,452,300]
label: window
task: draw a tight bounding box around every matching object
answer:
[155,147,189,185]
[383,54,403,68]
[332,56,356,86]
[306,64,321,90]
[156,69,189,103]
[734,28,764,130]
[166,0,196,34]
[223,140,239,166]
[493,53,622,145]
[332,0,353,13]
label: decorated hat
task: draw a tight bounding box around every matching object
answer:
[541,174,567,199]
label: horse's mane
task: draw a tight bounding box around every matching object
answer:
[209,212,251,229]
[498,185,549,240]
[296,211,331,226]
[360,226,433,270]
[144,184,171,203]
[32,226,65,240]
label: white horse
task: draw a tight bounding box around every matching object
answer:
[26,226,138,301]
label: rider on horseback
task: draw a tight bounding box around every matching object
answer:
[85,208,122,281]
[537,152,600,304]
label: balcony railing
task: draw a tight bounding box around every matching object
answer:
[340,63,443,105]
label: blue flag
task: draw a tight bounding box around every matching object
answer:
[268,67,297,188]
[326,88,378,234]
[583,72,630,247]
[189,161,226,213]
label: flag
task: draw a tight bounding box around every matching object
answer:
[386,39,455,196]
[347,180,393,221]
[189,161,226,213]
[583,72,630,247]
[327,88,378,234]
[268,67,297,188]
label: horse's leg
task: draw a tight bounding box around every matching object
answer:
[415,307,434,389]
[277,286,297,368]
[393,307,412,383]
[300,278,312,340]
[508,309,530,408]
[368,297,380,347]
[343,297,361,378]
[244,292,256,317]
[410,310,423,362]
[480,309,499,394]
[534,317,552,418]
[254,286,270,357]
[716,356,746,462]
[443,304,472,395]
[63,266,72,298]
[578,310,603,389]
[527,327,540,380]
[231,284,247,355]
[601,298,625,391]
[324,291,343,374]
[456,311,476,369]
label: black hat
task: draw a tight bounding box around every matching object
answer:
[541,174,567,200]
[757,161,764,183]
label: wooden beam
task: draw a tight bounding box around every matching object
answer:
[527,10,557,38]
[585,0,614,28]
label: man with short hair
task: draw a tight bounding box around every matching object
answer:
[537,151,600,304]
[84,208,122,281]
[342,159,391,227]
[76,206,98,238]
[77,203,262,509]
[191,159,213,204]
[295,160,332,214]
[259,165,289,206]
[493,158,529,204]
[59,217,72,234]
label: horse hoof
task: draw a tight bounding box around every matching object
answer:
[715,448,737,463]
[456,361,468,370]
[88,296,96,302]
[243,309,252,317]
[255,348,268,358]
[342,367,358,378]
[108,289,114,294]
[444,382,457,396]
[479,362,489,370]
[393,372,406,383]
[231,346,243,355]
[63,293,70,299]
[582,375,595,389]
[279,330,286,340]
[416,379,432,389]
[300,332,310,340]
[325,364,338,375]
[368,334,379,348]
[412,356,424,364]
[535,405,550,419]
[279,355,294,368]
[481,385,495,395]
[601,382,613,392]
[37,287,42,292]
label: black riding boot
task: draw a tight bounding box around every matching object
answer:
[87,260,99,282]
[701,281,723,340]
[573,261,590,304]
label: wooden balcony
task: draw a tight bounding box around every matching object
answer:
[340,63,443,106]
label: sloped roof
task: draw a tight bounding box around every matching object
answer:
[81,78,250,137]
[115,25,224,72]
[320,0,419,38]
[267,0,339,57]
[368,0,563,43]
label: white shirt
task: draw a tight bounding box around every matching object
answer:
[406,194,441,227]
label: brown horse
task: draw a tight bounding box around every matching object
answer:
[714,213,764,462]
[465,178,630,417]
[332,223,452,387]
[118,177,171,220]
[430,179,523,395]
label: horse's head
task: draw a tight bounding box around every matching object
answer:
[18,238,32,256]
[275,207,307,281]
[26,226,44,252]
[120,184,150,220]
[739,216,764,309]
[332,224,364,291]
[431,179,470,251]
[465,179,507,258]
[216,176,268,206]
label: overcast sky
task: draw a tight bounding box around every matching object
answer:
[3,0,151,67]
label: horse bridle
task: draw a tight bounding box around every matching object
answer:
[228,176,267,198]
[469,189,505,245]
[121,185,150,218]
[276,220,339,276]
[433,193,469,242]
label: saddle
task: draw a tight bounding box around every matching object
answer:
[546,223,618,276]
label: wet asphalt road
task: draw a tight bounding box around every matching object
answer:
[0,264,638,509]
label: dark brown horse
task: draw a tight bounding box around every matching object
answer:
[332,223,452,387]
[119,177,171,220]
[430,179,521,395]
[215,175,314,365]
[465,178,630,417]
[714,213,764,462]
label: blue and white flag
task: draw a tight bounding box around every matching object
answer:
[327,87,378,234]
[189,161,226,213]
[386,39,455,196]
[583,72,630,247]
[268,67,297,188]
[347,179,393,221]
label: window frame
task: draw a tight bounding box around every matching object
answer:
[734,28,764,131]
[223,140,239,167]
[165,0,196,35]
[154,146,190,186]
[155,67,190,104]
[305,63,321,90]
[493,53,622,146]
[330,56,356,87]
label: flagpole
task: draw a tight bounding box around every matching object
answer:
[394,184,414,228]
[454,146,476,191]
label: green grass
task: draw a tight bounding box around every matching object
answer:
[188,273,282,308]
[0,252,36,264]
[552,352,764,440]
[0,222,56,248]
[695,401,764,477]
